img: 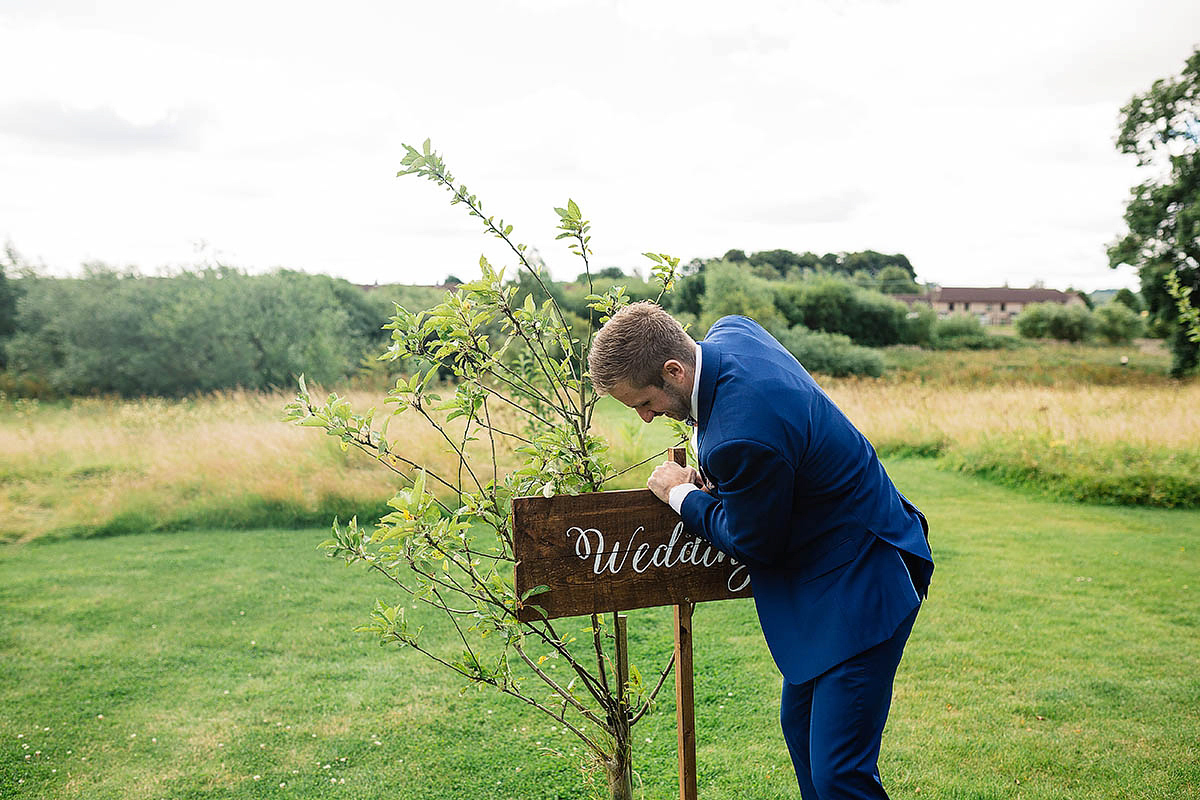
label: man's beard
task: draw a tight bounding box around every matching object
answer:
[662,382,691,421]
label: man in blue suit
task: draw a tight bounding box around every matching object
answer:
[588,303,933,799]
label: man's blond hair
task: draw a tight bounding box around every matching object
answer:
[588,302,695,395]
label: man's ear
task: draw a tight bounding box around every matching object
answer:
[662,359,688,386]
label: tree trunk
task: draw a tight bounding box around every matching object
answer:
[604,740,633,800]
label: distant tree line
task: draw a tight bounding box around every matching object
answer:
[0,252,442,397]
[0,242,1157,398]
[0,247,928,395]
[550,251,971,378]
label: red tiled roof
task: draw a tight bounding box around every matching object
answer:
[933,287,1080,303]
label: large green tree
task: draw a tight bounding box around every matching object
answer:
[6,267,365,395]
[876,264,921,294]
[1108,47,1200,376]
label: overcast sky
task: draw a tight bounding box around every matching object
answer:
[2,1,1197,291]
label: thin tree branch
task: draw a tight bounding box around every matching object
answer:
[630,652,676,725]
[600,446,674,486]
[513,642,606,727]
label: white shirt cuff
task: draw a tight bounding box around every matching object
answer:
[668,483,700,515]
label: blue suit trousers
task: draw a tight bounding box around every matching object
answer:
[780,606,919,800]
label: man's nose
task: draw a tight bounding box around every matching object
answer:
[638,409,656,423]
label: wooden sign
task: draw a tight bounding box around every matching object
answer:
[513,487,752,621]
[514,450,725,800]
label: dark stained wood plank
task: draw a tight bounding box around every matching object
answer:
[513,488,752,621]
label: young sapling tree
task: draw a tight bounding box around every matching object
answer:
[285,139,686,799]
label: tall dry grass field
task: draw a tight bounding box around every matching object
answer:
[2,374,1198,543]
[825,378,1200,506]
[825,379,1199,453]
[0,391,411,543]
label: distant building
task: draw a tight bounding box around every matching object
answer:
[899,287,1086,325]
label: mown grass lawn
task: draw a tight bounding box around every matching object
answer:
[2,460,1198,799]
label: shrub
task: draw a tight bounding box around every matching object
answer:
[699,260,784,331]
[899,304,936,346]
[1015,302,1054,339]
[926,312,1010,350]
[1016,302,1095,342]
[1048,304,1095,342]
[934,311,985,339]
[1093,302,1145,344]
[773,325,884,377]
[774,275,908,347]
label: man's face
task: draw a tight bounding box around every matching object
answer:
[608,360,693,423]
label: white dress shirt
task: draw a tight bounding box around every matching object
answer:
[667,343,704,514]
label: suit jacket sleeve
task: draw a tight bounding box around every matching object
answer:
[679,438,795,568]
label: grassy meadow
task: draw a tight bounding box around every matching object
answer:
[2,337,1199,798]
[2,461,1197,799]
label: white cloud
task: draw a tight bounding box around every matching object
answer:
[0,101,206,151]
[1,0,1196,290]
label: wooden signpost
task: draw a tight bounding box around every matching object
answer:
[513,449,752,800]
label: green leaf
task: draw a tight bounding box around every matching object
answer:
[520,584,550,602]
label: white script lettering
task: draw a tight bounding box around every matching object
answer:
[566,522,750,593]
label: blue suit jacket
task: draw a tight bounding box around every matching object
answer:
[679,316,934,684]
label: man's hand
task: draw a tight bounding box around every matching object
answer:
[648,461,701,504]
